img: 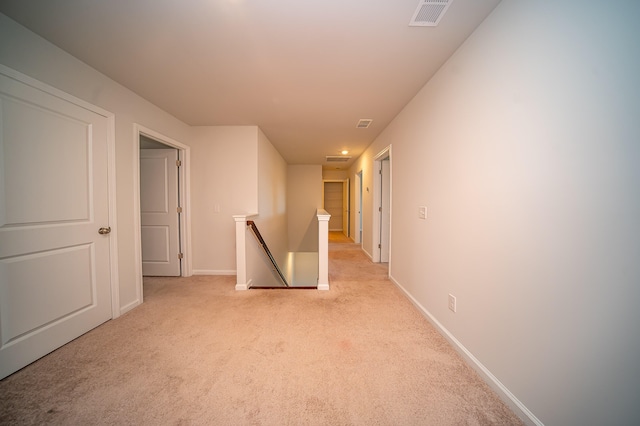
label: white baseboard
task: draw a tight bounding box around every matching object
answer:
[119,299,141,316]
[235,279,252,291]
[388,274,544,426]
[192,269,236,276]
[362,248,373,261]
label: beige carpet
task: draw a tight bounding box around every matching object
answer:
[0,236,523,425]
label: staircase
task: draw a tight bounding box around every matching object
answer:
[233,210,330,290]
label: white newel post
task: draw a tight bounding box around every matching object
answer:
[233,214,254,290]
[317,209,331,290]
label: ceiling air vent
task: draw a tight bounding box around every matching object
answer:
[409,0,453,27]
[357,119,373,129]
[326,156,352,163]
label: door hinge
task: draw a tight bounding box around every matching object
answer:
[178,253,184,260]
[176,160,182,167]
[177,206,183,213]
[378,244,381,249]
[379,207,382,212]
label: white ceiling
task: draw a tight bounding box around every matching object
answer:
[0,0,501,169]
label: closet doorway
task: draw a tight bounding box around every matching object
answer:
[134,124,192,306]
[323,179,350,238]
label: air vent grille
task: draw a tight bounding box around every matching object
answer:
[326,156,352,163]
[409,0,452,27]
[357,119,373,128]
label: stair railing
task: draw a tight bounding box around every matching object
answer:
[246,220,290,287]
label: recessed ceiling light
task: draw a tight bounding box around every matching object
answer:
[341,150,349,155]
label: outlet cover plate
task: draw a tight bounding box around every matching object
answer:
[448,294,456,312]
[419,206,427,219]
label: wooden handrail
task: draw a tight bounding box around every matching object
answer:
[246,220,289,287]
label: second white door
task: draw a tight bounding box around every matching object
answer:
[380,159,390,263]
[140,149,181,276]
[342,179,350,238]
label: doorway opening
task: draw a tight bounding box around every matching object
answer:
[133,124,192,309]
[355,170,363,245]
[372,145,392,268]
[322,179,350,240]
[140,138,181,276]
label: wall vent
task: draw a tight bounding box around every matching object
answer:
[409,0,453,27]
[326,156,352,163]
[357,119,373,128]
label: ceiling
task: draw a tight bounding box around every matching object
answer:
[0,0,501,169]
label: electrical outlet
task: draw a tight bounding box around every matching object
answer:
[418,206,427,219]
[448,294,456,313]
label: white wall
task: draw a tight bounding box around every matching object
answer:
[256,128,288,266]
[190,126,288,283]
[322,169,348,180]
[350,1,640,425]
[0,13,193,312]
[287,165,322,252]
[245,128,289,287]
[190,126,259,274]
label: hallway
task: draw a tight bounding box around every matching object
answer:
[0,238,521,425]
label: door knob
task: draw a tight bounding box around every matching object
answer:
[98,227,111,235]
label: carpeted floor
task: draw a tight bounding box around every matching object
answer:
[0,234,523,425]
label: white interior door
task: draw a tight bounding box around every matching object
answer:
[0,70,112,379]
[342,179,350,238]
[140,149,180,276]
[355,171,362,244]
[380,159,390,263]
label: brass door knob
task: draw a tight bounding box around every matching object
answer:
[98,227,111,235]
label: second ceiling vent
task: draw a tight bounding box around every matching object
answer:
[357,119,373,129]
[409,0,453,27]
[326,156,352,163]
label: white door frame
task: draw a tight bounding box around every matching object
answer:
[372,145,392,266]
[133,124,192,302]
